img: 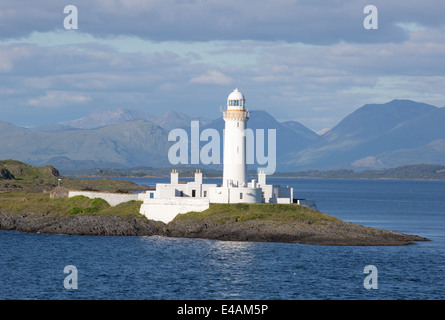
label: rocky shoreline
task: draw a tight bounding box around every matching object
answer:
[0,211,428,246]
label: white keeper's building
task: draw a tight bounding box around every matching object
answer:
[138,88,314,223]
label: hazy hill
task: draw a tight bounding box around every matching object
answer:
[285,100,443,169]
[370,107,445,150]
[155,111,212,131]
[1,99,445,172]
[202,109,320,161]
[58,108,156,129]
[56,108,211,131]
[0,120,171,170]
[372,139,445,168]
[323,99,436,142]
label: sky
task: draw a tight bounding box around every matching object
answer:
[1,0,445,132]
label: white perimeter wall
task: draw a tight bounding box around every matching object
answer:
[68,191,139,207]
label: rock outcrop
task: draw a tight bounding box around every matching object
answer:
[0,211,427,246]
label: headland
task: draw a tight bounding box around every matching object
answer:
[0,160,428,246]
[0,192,427,246]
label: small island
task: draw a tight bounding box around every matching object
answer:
[0,160,428,246]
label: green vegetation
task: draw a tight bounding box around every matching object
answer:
[0,159,61,190]
[0,191,144,219]
[174,203,340,225]
[67,196,111,215]
[0,159,151,191]
[99,200,144,217]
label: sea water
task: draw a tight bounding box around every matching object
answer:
[1,178,444,300]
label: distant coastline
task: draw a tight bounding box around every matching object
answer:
[71,163,445,181]
[271,164,445,181]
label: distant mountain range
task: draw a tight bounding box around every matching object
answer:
[285,99,445,170]
[33,108,212,132]
[1,99,444,173]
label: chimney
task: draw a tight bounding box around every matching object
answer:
[170,169,179,185]
[258,169,266,186]
[194,169,203,184]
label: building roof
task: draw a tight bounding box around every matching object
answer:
[227,88,245,101]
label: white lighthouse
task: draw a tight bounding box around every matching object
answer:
[222,88,249,188]
[71,88,315,223]
[134,88,312,223]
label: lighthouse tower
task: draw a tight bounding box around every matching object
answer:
[222,88,250,187]
[136,88,304,223]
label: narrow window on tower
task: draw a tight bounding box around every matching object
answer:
[240,193,243,199]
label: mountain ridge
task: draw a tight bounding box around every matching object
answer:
[1,99,444,172]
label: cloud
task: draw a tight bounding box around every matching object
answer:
[27,90,92,108]
[0,44,33,72]
[190,70,232,85]
[1,2,445,130]
[1,0,444,44]
[2,25,445,130]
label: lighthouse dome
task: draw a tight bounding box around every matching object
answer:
[228,88,244,101]
[227,88,246,110]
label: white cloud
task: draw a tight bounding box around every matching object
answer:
[0,2,444,131]
[3,0,444,44]
[27,91,92,108]
[190,70,233,85]
[0,45,32,72]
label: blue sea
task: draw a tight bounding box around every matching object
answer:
[1,178,444,300]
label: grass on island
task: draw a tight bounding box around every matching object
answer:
[173,203,341,225]
[2,191,339,226]
[0,159,151,192]
[0,191,144,219]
